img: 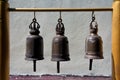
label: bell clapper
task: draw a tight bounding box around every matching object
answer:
[57,61,60,73]
[33,60,36,72]
[89,59,93,70]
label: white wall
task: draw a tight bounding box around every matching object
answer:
[9,0,112,76]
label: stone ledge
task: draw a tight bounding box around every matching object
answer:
[10,75,111,80]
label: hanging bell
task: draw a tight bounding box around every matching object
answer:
[85,21,103,59]
[25,15,44,72]
[85,18,103,70]
[51,18,70,61]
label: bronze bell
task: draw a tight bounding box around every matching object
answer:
[85,22,103,59]
[85,12,104,70]
[51,18,70,61]
[25,16,44,72]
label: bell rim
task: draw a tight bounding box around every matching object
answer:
[25,57,44,61]
[51,57,70,61]
[85,54,104,59]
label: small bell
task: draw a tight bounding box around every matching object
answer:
[51,12,70,73]
[85,11,103,70]
[52,15,70,61]
[25,12,44,72]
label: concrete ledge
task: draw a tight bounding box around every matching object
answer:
[10,75,111,80]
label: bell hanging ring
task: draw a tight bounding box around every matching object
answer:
[25,14,44,72]
[51,18,70,61]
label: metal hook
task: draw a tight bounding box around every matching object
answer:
[29,11,40,31]
[60,11,62,19]
[90,11,98,31]
[91,11,95,22]
[58,11,62,22]
[34,11,36,18]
